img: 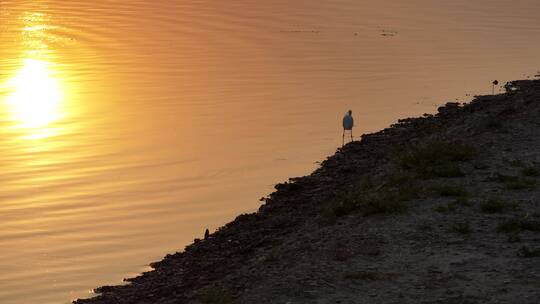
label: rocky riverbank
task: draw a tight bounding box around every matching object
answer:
[76,79,540,304]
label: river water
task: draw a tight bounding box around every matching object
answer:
[1,1,540,303]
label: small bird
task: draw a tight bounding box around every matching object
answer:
[204,228,210,240]
[342,110,354,146]
[492,80,499,94]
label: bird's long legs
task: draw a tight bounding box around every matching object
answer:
[342,129,354,146]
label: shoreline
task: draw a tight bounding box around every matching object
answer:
[76,79,540,304]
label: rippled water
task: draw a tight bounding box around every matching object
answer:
[1,1,540,303]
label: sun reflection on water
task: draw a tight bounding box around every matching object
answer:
[5,58,63,130]
[1,10,69,141]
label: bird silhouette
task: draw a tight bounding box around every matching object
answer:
[492,80,499,94]
[342,110,354,146]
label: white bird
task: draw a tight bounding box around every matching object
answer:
[342,110,354,146]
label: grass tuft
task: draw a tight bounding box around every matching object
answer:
[491,173,536,190]
[400,141,476,178]
[385,173,415,188]
[454,197,472,207]
[480,199,507,213]
[344,271,381,281]
[508,159,525,167]
[432,184,468,197]
[517,246,540,258]
[361,193,410,216]
[450,222,471,234]
[483,116,504,130]
[474,162,490,170]
[435,202,457,213]
[262,249,280,263]
[507,234,521,243]
[344,271,397,281]
[431,163,465,178]
[325,178,421,218]
[325,191,411,218]
[417,222,433,231]
[329,194,360,218]
[497,217,540,233]
[200,288,236,304]
[522,166,540,177]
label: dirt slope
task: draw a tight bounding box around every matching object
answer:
[76,80,540,304]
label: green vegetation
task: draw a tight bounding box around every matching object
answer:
[325,174,421,218]
[454,197,472,207]
[430,163,465,178]
[385,173,415,187]
[361,193,411,216]
[497,217,540,233]
[344,271,381,281]
[450,222,471,234]
[262,249,280,263]
[473,162,490,170]
[400,141,476,178]
[344,271,396,281]
[435,195,473,213]
[417,222,433,231]
[200,288,236,304]
[508,159,524,167]
[328,193,361,218]
[483,116,504,130]
[522,166,540,177]
[326,141,478,218]
[507,234,521,243]
[480,199,507,213]
[491,173,536,190]
[432,184,468,197]
[326,190,413,218]
[517,246,540,258]
[435,202,457,213]
[434,205,448,213]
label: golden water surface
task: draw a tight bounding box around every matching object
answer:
[1,1,540,303]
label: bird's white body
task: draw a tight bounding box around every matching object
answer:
[342,113,354,130]
[342,110,354,146]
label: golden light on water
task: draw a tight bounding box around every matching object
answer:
[0,9,72,141]
[5,58,63,129]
